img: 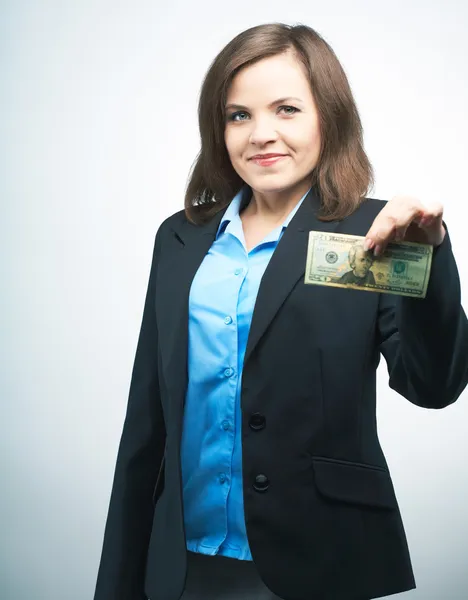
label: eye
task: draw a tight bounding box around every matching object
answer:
[226,105,300,122]
[280,105,299,115]
[228,111,248,122]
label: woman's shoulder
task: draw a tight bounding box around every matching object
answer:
[347,196,387,222]
[155,208,187,236]
[359,195,387,212]
[335,196,387,237]
[154,196,389,236]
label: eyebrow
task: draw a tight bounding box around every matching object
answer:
[225,96,304,111]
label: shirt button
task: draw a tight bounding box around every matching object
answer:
[224,368,234,377]
[219,474,227,484]
[222,421,230,430]
[234,268,243,276]
[224,316,232,324]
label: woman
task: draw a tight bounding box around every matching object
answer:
[93,23,468,600]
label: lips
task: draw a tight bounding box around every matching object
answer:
[250,154,286,160]
[251,155,287,166]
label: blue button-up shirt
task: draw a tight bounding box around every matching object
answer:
[180,184,310,560]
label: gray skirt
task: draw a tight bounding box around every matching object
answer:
[178,550,283,599]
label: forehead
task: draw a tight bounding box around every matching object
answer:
[226,53,311,102]
[354,247,368,258]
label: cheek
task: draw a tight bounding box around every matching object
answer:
[223,131,231,153]
[293,125,321,158]
[305,128,321,151]
[224,130,242,159]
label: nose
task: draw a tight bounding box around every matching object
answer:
[248,117,279,145]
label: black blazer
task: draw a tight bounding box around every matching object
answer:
[94,187,468,600]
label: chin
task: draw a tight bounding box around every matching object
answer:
[245,175,297,191]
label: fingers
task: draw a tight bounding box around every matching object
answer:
[365,196,424,255]
[417,202,444,227]
[364,196,445,256]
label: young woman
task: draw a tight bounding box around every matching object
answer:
[93,22,468,600]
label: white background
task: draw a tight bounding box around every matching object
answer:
[2,1,468,599]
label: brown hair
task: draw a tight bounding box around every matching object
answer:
[184,22,374,225]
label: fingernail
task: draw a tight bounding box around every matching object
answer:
[363,238,373,251]
[374,244,382,257]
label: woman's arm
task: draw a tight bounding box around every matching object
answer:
[94,227,166,600]
[378,230,468,408]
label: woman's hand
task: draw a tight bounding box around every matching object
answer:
[364,195,446,256]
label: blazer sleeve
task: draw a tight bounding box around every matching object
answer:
[94,227,166,600]
[377,227,468,408]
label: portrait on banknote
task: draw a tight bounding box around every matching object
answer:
[335,242,375,287]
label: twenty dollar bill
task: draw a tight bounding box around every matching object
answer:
[304,232,433,298]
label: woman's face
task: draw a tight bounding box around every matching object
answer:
[224,51,321,196]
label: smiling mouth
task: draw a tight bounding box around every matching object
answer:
[251,155,288,166]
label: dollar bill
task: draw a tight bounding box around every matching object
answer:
[304,231,433,298]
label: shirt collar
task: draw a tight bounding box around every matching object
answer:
[216,184,311,240]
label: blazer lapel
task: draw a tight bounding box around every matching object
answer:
[157,186,341,407]
[156,205,227,405]
[243,186,341,366]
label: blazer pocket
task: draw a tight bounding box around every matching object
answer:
[152,455,166,507]
[311,456,397,510]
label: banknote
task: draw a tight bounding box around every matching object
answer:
[304,231,433,298]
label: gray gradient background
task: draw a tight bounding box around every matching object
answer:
[2,1,468,599]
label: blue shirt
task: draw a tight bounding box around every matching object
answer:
[180,184,310,560]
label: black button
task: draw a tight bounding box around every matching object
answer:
[249,412,265,430]
[253,474,270,492]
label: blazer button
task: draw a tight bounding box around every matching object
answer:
[249,412,266,430]
[253,474,270,492]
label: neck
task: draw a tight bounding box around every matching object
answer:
[241,182,311,223]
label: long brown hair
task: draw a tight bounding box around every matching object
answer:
[184,23,374,225]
